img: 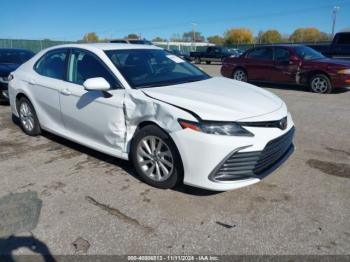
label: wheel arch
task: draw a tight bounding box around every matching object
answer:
[129,120,185,179]
[15,92,42,124]
[304,70,331,84]
[15,92,30,108]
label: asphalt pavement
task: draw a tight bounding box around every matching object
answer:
[0,64,349,256]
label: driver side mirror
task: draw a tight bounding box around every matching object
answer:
[83,77,110,91]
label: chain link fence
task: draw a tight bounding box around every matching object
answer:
[0,39,74,53]
[0,38,331,54]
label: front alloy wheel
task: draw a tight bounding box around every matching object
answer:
[136,136,174,182]
[131,125,183,189]
[310,74,332,94]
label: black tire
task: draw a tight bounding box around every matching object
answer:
[206,61,211,64]
[195,57,201,64]
[17,97,41,136]
[131,125,183,189]
[233,68,247,82]
[309,74,333,94]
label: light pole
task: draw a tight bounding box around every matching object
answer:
[192,23,197,51]
[331,6,340,37]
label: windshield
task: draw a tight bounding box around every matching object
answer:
[221,47,233,54]
[105,49,210,88]
[0,50,34,64]
[294,46,324,60]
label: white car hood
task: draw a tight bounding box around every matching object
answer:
[142,77,284,121]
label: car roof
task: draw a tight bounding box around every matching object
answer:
[46,43,162,51]
[249,44,305,49]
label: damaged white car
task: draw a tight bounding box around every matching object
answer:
[8,43,295,191]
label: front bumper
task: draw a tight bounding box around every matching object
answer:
[170,113,295,191]
[209,127,295,182]
[331,74,350,88]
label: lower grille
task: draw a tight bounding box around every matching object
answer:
[210,127,295,181]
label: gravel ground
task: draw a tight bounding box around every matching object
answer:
[0,64,349,256]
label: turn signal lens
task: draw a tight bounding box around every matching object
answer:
[338,69,350,75]
[178,119,201,131]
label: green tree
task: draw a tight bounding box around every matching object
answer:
[126,33,139,39]
[261,30,282,44]
[170,33,182,42]
[289,28,330,42]
[182,31,205,42]
[207,35,225,45]
[152,36,165,42]
[82,32,99,42]
[224,28,253,44]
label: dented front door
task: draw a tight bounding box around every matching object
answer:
[272,47,300,83]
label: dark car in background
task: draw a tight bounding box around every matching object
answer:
[0,48,34,102]
[228,48,243,57]
[167,49,192,61]
[190,46,237,64]
[308,32,350,60]
[221,44,350,93]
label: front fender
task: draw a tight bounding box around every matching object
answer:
[123,90,197,153]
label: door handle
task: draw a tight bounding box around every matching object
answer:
[60,88,71,95]
[28,79,36,85]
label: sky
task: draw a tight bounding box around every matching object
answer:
[1,0,349,41]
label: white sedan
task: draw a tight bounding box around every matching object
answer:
[8,43,295,191]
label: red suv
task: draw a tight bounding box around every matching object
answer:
[221,45,350,93]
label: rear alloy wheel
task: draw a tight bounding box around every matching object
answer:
[233,69,247,82]
[131,125,183,189]
[309,74,332,94]
[18,97,41,136]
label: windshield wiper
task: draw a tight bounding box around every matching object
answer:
[182,78,203,83]
[136,78,206,89]
[136,83,172,89]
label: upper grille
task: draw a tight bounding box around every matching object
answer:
[239,116,288,130]
[211,127,295,181]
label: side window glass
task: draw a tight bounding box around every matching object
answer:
[246,48,273,60]
[35,50,67,80]
[68,50,116,87]
[337,34,350,45]
[274,48,290,61]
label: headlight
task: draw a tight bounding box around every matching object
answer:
[338,69,350,75]
[178,119,254,137]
